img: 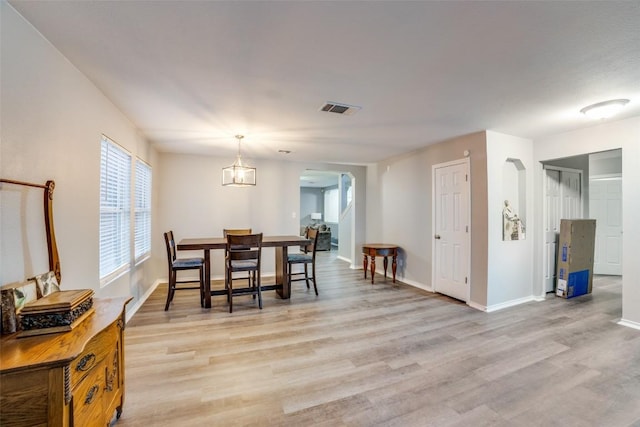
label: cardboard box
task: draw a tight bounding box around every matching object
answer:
[556,219,596,298]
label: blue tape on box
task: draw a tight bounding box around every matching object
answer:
[562,244,568,262]
[559,268,565,280]
[567,269,590,298]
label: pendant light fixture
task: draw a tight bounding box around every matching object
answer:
[222,135,256,186]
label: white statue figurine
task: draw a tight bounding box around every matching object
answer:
[503,200,523,240]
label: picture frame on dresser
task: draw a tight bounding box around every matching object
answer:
[0,280,39,334]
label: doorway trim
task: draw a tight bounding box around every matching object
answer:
[541,164,583,297]
[298,169,355,266]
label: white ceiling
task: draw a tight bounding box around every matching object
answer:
[9,1,640,165]
[300,170,340,189]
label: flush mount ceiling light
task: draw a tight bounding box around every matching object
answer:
[580,99,630,119]
[222,135,256,186]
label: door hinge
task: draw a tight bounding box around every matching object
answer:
[465,277,468,284]
[466,225,469,233]
[466,174,468,182]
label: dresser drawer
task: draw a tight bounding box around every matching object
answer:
[70,321,118,388]
[1,298,130,427]
[72,360,105,426]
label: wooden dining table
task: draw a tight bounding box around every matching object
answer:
[177,235,311,308]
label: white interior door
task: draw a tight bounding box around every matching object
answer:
[543,169,561,293]
[590,177,623,275]
[542,167,583,293]
[562,171,582,219]
[433,160,470,302]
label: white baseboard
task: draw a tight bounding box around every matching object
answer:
[126,278,162,322]
[468,301,487,311]
[486,296,537,312]
[618,318,640,330]
[401,278,433,293]
[468,295,537,313]
[337,256,352,265]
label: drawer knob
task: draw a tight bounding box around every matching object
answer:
[84,385,99,405]
[76,353,96,372]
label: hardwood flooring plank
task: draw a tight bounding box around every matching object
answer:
[119,253,640,426]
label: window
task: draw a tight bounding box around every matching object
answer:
[134,159,152,262]
[100,136,131,284]
[324,187,339,223]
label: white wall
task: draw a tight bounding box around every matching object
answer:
[368,132,489,305]
[485,131,534,310]
[590,150,622,176]
[533,116,640,327]
[365,164,381,243]
[338,202,353,261]
[157,152,367,280]
[0,3,160,310]
[300,187,323,228]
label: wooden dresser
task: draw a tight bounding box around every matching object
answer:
[0,297,131,427]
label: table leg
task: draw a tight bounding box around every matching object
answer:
[363,254,368,279]
[383,256,388,280]
[204,249,212,308]
[275,246,291,299]
[370,255,376,284]
[392,253,397,283]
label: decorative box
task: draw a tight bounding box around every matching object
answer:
[18,289,94,337]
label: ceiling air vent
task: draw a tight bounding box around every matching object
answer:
[320,102,361,115]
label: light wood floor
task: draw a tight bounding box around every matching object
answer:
[119,252,640,426]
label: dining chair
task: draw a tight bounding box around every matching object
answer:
[223,228,253,290]
[287,227,319,296]
[225,232,263,313]
[163,231,206,311]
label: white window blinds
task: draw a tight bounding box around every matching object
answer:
[134,159,152,261]
[100,136,131,283]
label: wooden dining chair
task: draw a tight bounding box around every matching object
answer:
[223,228,253,290]
[163,231,205,311]
[225,233,263,313]
[287,227,319,296]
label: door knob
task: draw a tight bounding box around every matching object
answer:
[434,234,441,239]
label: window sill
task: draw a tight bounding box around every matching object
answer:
[100,264,130,288]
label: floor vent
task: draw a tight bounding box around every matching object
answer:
[320,102,361,115]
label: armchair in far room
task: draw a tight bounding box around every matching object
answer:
[302,224,331,251]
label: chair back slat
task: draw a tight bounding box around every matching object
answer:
[229,249,261,261]
[164,231,177,263]
[226,233,263,262]
[304,228,319,256]
[223,228,252,237]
